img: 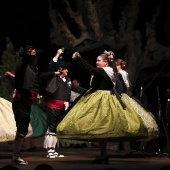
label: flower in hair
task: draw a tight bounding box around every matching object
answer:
[103,50,115,57]
[108,51,115,57]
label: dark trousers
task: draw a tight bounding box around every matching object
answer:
[12,98,31,136]
[46,107,65,133]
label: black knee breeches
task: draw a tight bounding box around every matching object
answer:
[12,98,31,136]
[46,107,64,133]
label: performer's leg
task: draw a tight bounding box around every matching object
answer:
[13,133,25,159]
[44,132,57,158]
[12,99,31,165]
[122,141,131,155]
[44,108,64,158]
[12,133,28,165]
[93,139,109,164]
[98,139,108,157]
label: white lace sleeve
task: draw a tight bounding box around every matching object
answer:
[119,70,130,89]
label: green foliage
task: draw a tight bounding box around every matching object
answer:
[0,37,23,101]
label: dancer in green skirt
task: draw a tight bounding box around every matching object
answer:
[57,51,158,163]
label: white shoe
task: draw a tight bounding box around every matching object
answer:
[54,152,64,158]
[46,152,56,159]
[12,157,28,165]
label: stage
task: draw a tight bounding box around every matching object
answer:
[1,144,170,170]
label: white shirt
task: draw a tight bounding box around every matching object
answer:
[119,70,131,89]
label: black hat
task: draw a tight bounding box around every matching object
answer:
[55,60,71,70]
[19,45,43,57]
[25,45,43,54]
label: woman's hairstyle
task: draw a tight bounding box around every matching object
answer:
[115,58,127,70]
[100,51,117,73]
[103,50,115,57]
[100,51,115,66]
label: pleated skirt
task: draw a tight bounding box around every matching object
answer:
[0,97,33,142]
[57,90,159,142]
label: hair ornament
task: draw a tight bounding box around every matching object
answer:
[103,50,115,57]
[103,50,108,54]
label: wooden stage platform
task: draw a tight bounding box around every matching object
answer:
[1,144,170,170]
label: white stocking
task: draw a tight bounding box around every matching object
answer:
[52,136,58,148]
[44,130,58,149]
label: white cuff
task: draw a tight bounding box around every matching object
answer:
[53,57,58,62]
[64,102,69,111]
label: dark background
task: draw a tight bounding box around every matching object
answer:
[0,0,170,129]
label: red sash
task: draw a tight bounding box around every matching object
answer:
[15,90,38,105]
[46,99,65,109]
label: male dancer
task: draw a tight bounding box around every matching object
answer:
[44,49,85,158]
[12,46,58,165]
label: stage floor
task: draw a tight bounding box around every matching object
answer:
[0,146,170,170]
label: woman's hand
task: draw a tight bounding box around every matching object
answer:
[72,52,81,59]
[72,52,76,59]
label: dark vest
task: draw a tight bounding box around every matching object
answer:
[46,76,71,101]
[15,62,39,92]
